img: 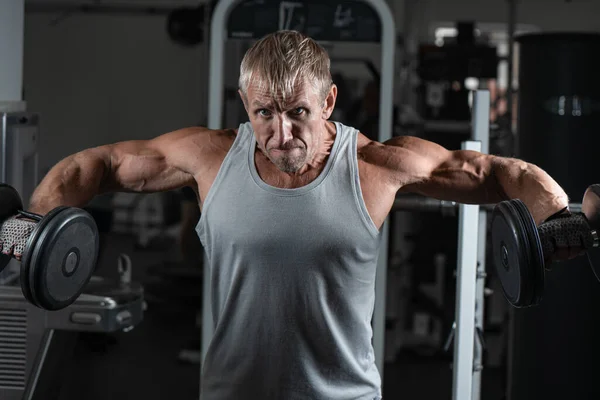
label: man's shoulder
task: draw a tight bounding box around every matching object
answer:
[168,126,237,173]
[183,126,238,152]
[355,133,414,177]
[355,131,381,161]
[210,127,238,143]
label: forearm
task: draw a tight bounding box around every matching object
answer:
[29,148,111,214]
[492,157,569,224]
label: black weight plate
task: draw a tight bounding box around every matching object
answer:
[491,200,542,307]
[0,184,23,221]
[22,207,99,310]
[33,208,99,310]
[582,184,600,230]
[512,199,545,306]
[491,201,526,306]
[581,184,600,283]
[20,206,67,307]
[0,184,24,273]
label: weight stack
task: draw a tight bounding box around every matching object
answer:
[511,33,600,400]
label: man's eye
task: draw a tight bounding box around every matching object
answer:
[258,109,271,117]
[293,107,305,115]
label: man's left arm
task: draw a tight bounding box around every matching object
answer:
[382,136,569,224]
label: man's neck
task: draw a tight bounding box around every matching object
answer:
[304,121,337,172]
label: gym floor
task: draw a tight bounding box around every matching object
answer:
[51,232,505,400]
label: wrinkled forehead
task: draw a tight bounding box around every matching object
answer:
[246,77,319,108]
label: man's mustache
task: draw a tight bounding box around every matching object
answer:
[269,142,305,151]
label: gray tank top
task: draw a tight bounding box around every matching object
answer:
[198,121,382,400]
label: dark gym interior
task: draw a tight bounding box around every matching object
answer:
[2,1,600,400]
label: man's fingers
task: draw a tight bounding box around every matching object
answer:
[548,247,585,263]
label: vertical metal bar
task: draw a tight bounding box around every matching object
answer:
[0,0,26,182]
[208,0,235,130]
[471,91,490,400]
[505,4,518,397]
[0,0,24,103]
[25,329,55,400]
[506,306,515,400]
[507,0,517,139]
[452,140,481,400]
[2,113,7,182]
[369,0,396,382]
[472,91,490,154]
[204,0,239,371]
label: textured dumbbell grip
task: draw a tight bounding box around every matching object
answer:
[0,217,37,261]
[538,213,595,258]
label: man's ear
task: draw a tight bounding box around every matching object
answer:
[322,84,338,120]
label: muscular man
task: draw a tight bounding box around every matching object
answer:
[28,31,573,399]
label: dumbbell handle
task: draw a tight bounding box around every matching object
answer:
[16,210,43,222]
[537,214,599,260]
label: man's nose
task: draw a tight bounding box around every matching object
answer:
[272,116,293,146]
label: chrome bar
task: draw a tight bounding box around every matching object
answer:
[393,196,582,215]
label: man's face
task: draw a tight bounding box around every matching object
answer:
[241,79,336,173]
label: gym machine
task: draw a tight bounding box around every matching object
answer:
[386,92,491,400]
[0,257,144,400]
[0,112,146,399]
[417,21,499,124]
[392,86,600,400]
[0,112,39,285]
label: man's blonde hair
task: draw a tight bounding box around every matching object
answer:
[239,30,333,103]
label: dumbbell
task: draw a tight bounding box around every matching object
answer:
[0,184,99,310]
[491,184,600,308]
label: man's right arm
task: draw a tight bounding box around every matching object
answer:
[28,127,211,214]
